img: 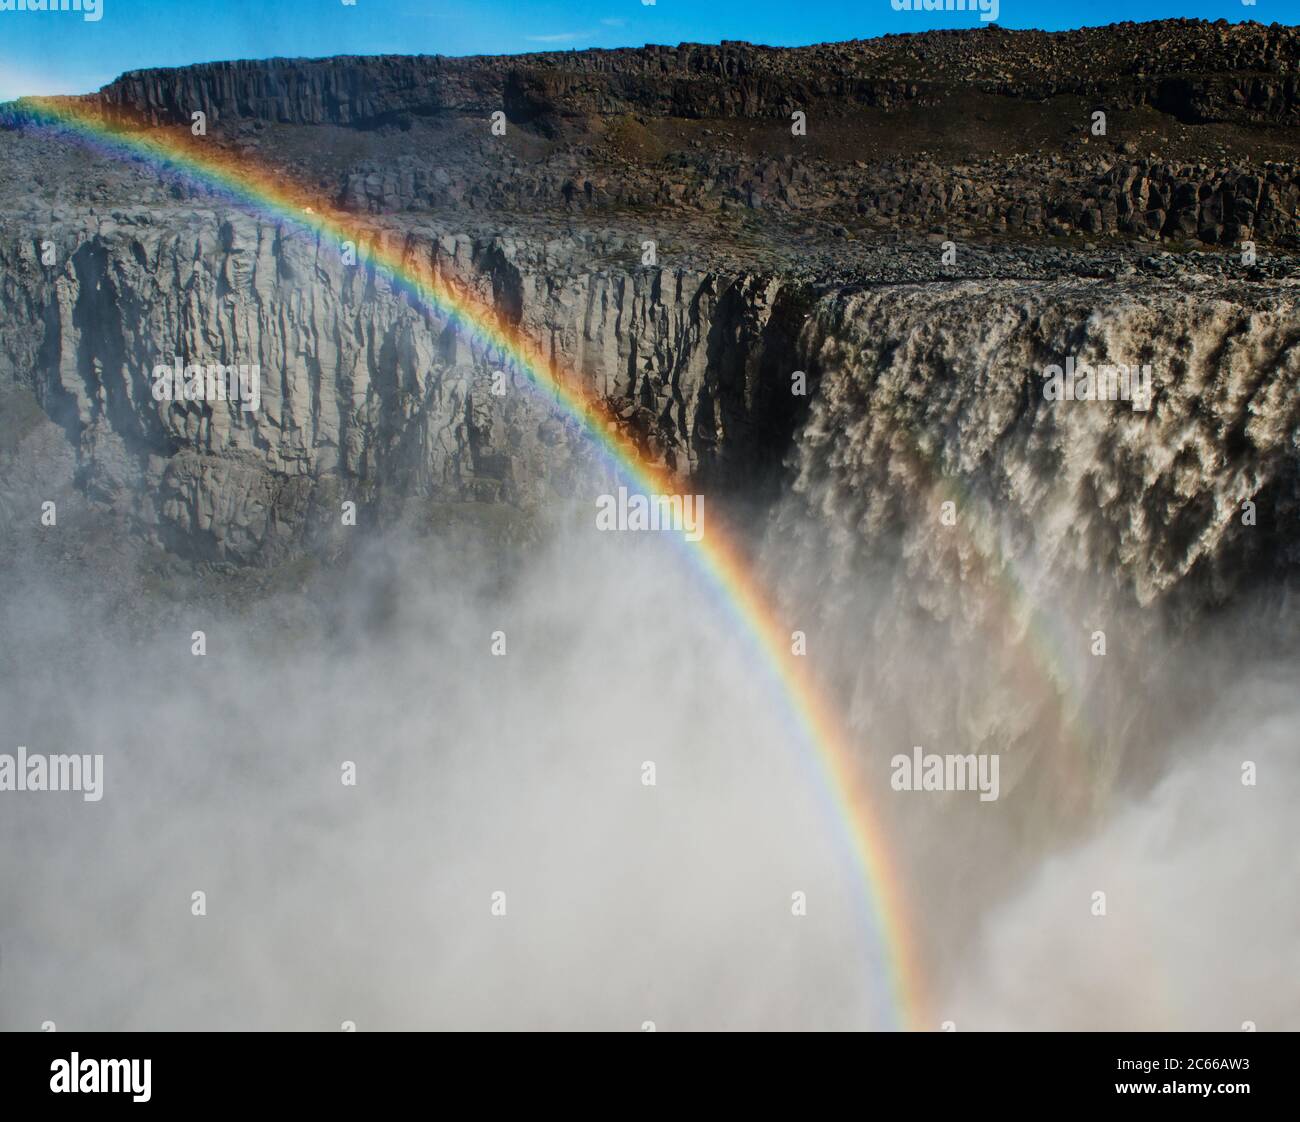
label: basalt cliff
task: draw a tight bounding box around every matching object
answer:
[0,19,1297,619]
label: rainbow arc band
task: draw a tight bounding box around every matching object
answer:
[18,97,932,1029]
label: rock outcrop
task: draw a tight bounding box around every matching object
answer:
[6,20,1298,249]
[82,21,1300,130]
[0,212,810,561]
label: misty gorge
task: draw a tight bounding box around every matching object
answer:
[1,19,1298,1035]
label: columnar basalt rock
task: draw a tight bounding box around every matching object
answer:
[0,214,811,561]
[75,22,1300,131]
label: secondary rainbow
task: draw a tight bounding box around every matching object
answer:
[12,96,933,1028]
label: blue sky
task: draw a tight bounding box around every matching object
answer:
[0,0,1283,102]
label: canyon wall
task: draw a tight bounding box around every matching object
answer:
[3,211,1295,605]
[0,213,808,561]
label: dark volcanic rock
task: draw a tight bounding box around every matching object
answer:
[77,21,1300,130]
[5,20,1300,249]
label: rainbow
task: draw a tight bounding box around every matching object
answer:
[10,96,933,1028]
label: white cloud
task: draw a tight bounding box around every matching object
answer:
[526,30,591,44]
